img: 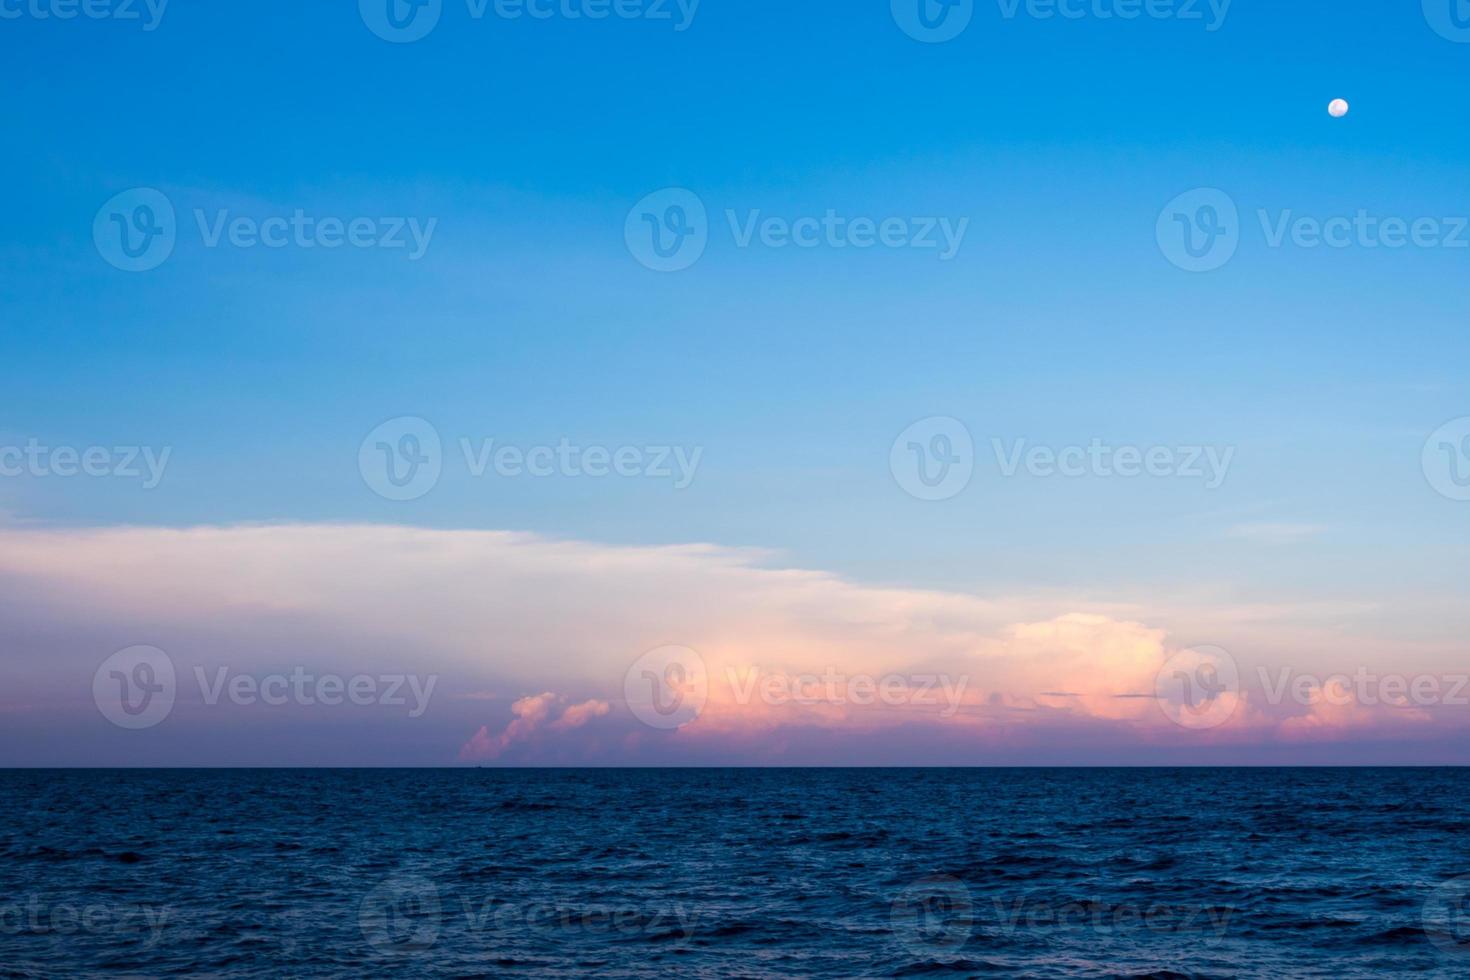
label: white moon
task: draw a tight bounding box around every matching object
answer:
[1328,98,1349,118]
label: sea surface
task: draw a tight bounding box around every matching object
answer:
[2,768,1469,978]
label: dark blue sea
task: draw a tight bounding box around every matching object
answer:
[3,768,1469,978]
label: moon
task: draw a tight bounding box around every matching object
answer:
[1328,98,1350,118]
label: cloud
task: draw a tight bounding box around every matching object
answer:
[991,613,1167,721]
[551,698,611,731]
[1273,677,1434,743]
[0,523,1103,696]
[459,693,611,761]
[0,522,1463,765]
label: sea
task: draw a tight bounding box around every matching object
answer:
[2,768,1468,978]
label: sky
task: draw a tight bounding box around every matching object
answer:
[1,0,1469,765]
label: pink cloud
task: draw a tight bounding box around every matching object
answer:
[550,698,611,732]
[0,522,1465,765]
[459,693,611,761]
[1274,678,1434,743]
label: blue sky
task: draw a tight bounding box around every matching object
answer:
[1,1,1469,764]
